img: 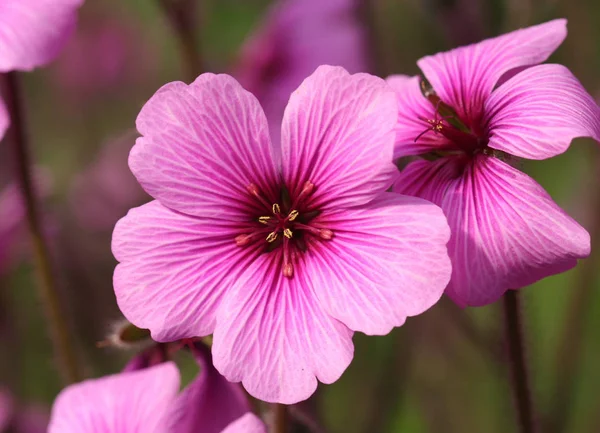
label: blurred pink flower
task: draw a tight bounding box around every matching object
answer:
[69,131,148,231]
[235,0,369,143]
[48,361,265,433]
[0,184,25,274]
[112,66,451,403]
[0,389,48,433]
[390,19,600,307]
[0,0,84,72]
[51,12,155,103]
[0,98,7,141]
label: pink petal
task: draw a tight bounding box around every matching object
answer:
[386,75,455,158]
[131,73,278,218]
[280,65,398,210]
[418,19,566,124]
[310,193,451,334]
[212,253,354,404]
[484,64,600,160]
[0,0,83,72]
[394,156,590,307]
[48,363,179,433]
[112,201,259,342]
[221,414,267,433]
[0,97,8,141]
[0,389,14,431]
[167,343,250,433]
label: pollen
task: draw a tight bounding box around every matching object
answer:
[266,232,278,243]
[272,203,281,215]
[283,228,293,239]
[258,216,271,224]
[288,210,299,221]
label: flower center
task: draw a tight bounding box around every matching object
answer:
[234,181,333,278]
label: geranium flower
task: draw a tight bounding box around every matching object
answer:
[48,360,264,433]
[0,0,84,72]
[390,19,600,307]
[112,66,451,403]
[0,99,7,141]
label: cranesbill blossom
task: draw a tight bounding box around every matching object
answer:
[0,389,48,433]
[235,0,369,142]
[0,185,24,274]
[112,66,452,403]
[0,0,84,72]
[48,362,265,433]
[390,19,600,307]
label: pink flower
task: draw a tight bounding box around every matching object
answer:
[235,0,369,143]
[0,99,7,141]
[0,184,25,274]
[48,361,265,433]
[0,389,48,433]
[390,19,600,307]
[0,0,84,72]
[112,66,451,403]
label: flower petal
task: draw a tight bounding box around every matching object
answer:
[386,75,455,158]
[112,201,259,342]
[48,363,179,433]
[0,0,83,71]
[484,64,600,160]
[280,65,398,210]
[310,193,451,334]
[418,19,566,124]
[394,156,590,307]
[221,414,267,433]
[131,73,278,218]
[167,343,250,433]
[212,253,354,404]
[0,97,8,141]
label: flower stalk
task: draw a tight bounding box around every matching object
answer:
[1,71,81,385]
[503,290,536,433]
[273,403,288,433]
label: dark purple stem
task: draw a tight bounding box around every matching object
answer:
[274,404,288,433]
[157,0,202,81]
[503,290,537,433]
[1,72,81,384]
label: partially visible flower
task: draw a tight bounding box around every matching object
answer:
[0,0,84,72]
[51,11,156,104]
[235,0,369,142]
[112,66,451,403]
[69,131,148,231]
[0,184,25,274]
[0,99,7,141]
[48,361,265,433]
[0,390,12,431]
[0,388,48,433]
[390,19,600,307]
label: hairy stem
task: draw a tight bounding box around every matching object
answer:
[157,0,202,81]
[503,290,536,433]
[273,403,288,433]
[1,72,81,384]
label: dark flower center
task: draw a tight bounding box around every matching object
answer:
[235,181,333,278]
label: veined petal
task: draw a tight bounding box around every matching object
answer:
[167,344,249,433]
[281,65,398,210]
[131,73,278,218]
[112,201,259,342]
[0,97,8,141]
[395,156,590,307]
[221,414,267,433]
[485,64,600,160]
[418,19,566,125]
[0,0,83,72]
[386,75,455,158]
[212,253,354,404]
[310,193,451,334]
[48,363,179,433]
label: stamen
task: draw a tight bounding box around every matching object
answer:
[258,216,271,225]
[272,203,281,215]
[287,210,299,221]
[319,229,334,240]
[283,263,294,278]
[235,234,252,246]
[266,232,278,243]
[283,228,293,239]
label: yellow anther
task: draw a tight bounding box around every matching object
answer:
[258,216,271,225]
[272,203,281,215]
[288,210,299,221]
[283,228,293,239]
[266,232,278,243]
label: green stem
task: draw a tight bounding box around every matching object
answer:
[503,290,537,433]
[1,72,81,385]
[157,0,203,81]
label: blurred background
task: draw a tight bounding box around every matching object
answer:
[1,0,599,432]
